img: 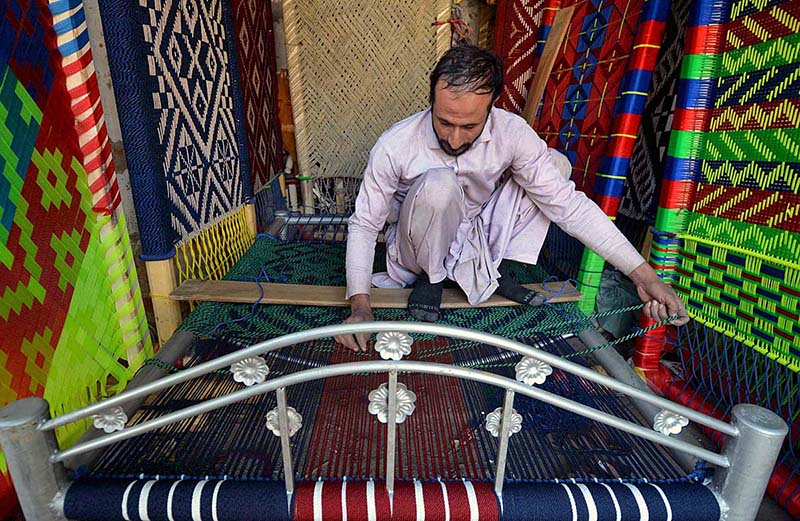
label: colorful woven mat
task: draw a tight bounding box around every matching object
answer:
[1,0,153,510]
[97,0,252,257]
[649,0,800,368]
[231,0,283,192]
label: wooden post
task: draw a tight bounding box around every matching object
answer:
[300,177,314,214]
[145,258,182,346]
[521,5,575,126]
[335,178,346,214]
[245,203,258,238]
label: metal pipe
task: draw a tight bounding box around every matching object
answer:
[0,398,68,520]
[276,387,294,511]
[494,390,515,503]
[64,330,197,471]
[713,404,788,521]
[51,360,730,468]
[41,322,738,438]
[578,327,714,473]
[386,371,398,509]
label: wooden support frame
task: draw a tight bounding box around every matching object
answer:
[521,5,576,126]
[171,279,582,307]
[145,259,182,345]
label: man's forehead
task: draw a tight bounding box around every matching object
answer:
[433,85,491,121]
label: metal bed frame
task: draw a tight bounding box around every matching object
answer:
[0,322,788,521]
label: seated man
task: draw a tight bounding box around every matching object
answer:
[335,44,688,351]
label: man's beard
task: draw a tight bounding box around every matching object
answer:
[433,124,477,157]
[438,139,474,157]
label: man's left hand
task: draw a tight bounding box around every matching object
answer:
[629,263,690,326]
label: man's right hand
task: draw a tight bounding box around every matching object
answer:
[335,294,373,352]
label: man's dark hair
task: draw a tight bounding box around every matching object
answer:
[429,44,504,105]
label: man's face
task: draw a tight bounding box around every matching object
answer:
[431,79,492,157]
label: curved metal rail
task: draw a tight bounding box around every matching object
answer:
[39,322,739,437]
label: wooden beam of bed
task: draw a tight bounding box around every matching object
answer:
[170,280,582,308]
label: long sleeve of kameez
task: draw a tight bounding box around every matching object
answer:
[346,143,401,298]
[510,122,645,276]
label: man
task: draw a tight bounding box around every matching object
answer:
[335,45,688,351]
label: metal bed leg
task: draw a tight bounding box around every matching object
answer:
[276,387,295,513]
[494,389,515,509]
[386,371,398,512]
[713,404,787,521]
[0,397,68,521]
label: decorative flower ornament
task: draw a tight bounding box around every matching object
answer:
[515,356,553,386]
[484,407,523,438]
[368,383,417,423]
[91,406,128,433]
[231,356,269,386]
[265,406,303,437]
[653,409,689,436]
[374,332,413,360]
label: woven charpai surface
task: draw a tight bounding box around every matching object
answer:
[1,0,153,510]
[94,239,686,484]
[283,0,451,180]
[535,0,645,199]
[98,0,252,256]
[231,0,283,192]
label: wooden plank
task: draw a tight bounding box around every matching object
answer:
[521,5,576,126]
[171,279,582,307]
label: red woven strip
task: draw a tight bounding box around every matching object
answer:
[445,482,471,519]
[684,24,725,55]
[345,482,369,520]
[391,481,418,519]
[721,0,800,51]
[84,140,112,175]
[61,44,93,72]
[672,108,709,131]
[659,179,695,209]
[293,483,317,521]
[374,482,391,518]
[422,481,446,518]
[596,194,621,216]
[322,481,344,521]
[473,482,500,521]
[628,20,666,70]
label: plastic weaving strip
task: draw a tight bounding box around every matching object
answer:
[175,205,256,287]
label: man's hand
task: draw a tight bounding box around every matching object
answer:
[629,263,690,326]
[335,294,374,352]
